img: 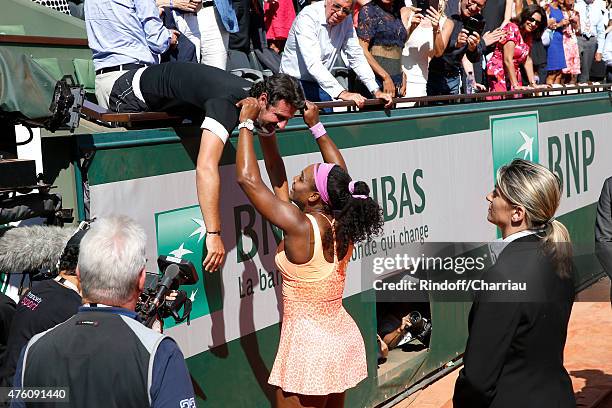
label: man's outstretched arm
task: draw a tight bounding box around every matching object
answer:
[196,129,226,272]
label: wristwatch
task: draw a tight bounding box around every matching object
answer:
[238,119,255,132]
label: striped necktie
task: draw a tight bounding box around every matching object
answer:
[584,3,592,37]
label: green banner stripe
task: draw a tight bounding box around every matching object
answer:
[84,94,611,186]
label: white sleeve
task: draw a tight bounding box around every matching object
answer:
[295,14,346,98]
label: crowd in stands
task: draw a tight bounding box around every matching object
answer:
[31,0,612,104]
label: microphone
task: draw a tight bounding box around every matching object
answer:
[0,226,74,273]
[147,264,181,314]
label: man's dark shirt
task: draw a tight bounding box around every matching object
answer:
[482,0,506,33]
[0,279,81,387]
[429,14,484,76]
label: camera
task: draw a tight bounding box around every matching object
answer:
[415,0,439,14]
[463,16,486,36]
[407,311,432,344]
[136,255,199,329]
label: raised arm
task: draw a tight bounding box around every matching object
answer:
[502,0,513,26]
[235,99,306,233]
[433,16,453,57]
[259,135,290,202]
[400,6,423,39]
[303,102,347,172]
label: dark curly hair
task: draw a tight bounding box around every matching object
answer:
[513,4,547,40]
[58,245,79,276]
[324,166,385,257]
[249,74,306,110]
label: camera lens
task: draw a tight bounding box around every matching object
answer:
[408,311,421,325]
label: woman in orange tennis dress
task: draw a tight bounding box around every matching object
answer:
[236,99,384,408]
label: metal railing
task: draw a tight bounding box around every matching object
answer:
[78,83,612,128]
[0,34,88,47]
[315,83,612,111]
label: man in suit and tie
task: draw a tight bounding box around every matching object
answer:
[595,176,612,304]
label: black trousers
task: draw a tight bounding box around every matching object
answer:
[110,63,251,134]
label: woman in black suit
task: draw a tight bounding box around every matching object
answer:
[453,159,576,408]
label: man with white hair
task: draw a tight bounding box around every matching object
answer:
[11,216,195,408]
[279,0,393,109]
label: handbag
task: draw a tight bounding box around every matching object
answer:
[590,60,607,79]
[541,29,553,47]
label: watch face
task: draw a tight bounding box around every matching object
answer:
[240,120,254,131]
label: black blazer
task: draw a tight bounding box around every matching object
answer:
[595,177,612,278]
[454,234,576,408]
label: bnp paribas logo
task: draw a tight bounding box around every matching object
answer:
[490,112,539,176]
[155,205,223,328]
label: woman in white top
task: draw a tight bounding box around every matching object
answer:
[400,3,449,100]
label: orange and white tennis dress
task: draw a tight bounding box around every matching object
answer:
[268,214,368,395]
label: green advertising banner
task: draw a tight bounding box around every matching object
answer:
[79,95,612,407]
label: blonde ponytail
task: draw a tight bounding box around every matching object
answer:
[544,219,573,278]
[497,159,573,277]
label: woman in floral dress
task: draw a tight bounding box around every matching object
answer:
[486,4,548,99]
[561,0,581,83]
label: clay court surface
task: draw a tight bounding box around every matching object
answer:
[392,278,612,408]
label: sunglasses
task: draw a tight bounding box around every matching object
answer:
[330,2,352,15]
[526,16,542,24]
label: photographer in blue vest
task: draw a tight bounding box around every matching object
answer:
[11,216,195,408]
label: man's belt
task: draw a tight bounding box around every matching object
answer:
[95,63,148,75]
[201,1,214,7]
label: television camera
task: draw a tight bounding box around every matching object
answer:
[137,256,200,329]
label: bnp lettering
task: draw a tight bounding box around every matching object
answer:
[548,130,594,198]
[371,169,426,222]
[234,204,283,263]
